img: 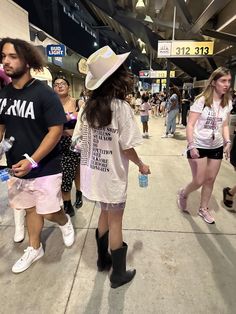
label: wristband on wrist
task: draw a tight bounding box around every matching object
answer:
[23,153,38,168]
[187,145,196,151]
[224,140,231,145]
[187,141,195,151]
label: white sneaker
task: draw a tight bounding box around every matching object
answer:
[59,214,75,247]
[161,134,168,138]
[12,243,44,273]
[168,134,174,138]
[13,209,25,243]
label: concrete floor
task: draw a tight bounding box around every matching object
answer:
[0,115,236,314]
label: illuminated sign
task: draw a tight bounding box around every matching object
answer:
[46,45,66,57]
[139,70,175,78]
[157,40,214,58]
[139,70,150,78]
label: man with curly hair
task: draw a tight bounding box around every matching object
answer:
[0,38,75,273]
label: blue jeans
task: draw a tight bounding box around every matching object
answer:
[166,109,178,134]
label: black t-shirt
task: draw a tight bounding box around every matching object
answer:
[0,79,67,179]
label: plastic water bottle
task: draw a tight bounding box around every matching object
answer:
[70,136,82,153]
[0,136,15,158]
[0,168,14,182]
[138,173,148,188]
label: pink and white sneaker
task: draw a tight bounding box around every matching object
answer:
[177,189,188,212]
[198,207,215,224]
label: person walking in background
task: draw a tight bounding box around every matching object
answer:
[73,46,150,288]
[53,76,83,217]
[134,91,142,114]
[140,94,151,138]
[177,67,232,224]
[0,38,75,273]
[161,86,181,138]
[159,92,167,117]
[181,89,192,128]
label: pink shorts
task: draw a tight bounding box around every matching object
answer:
[7,173,63,214]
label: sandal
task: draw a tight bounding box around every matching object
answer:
[223,187,233,208]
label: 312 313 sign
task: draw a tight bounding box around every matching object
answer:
[157,40,214,58]
[175,46,210,56]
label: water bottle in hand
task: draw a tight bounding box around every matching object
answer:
[70,136,82,153]
[0,168,14,182]
[0,136,15,158]
[138,173,148,188]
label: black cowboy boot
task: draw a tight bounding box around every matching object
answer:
[63,200,75,217]
[95,229,112,271]
[74,190,83,209]
[110,242,136,289]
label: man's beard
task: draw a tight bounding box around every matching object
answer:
[6,64,28,79]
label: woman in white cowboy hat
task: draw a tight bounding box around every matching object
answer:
[73,46,150,288]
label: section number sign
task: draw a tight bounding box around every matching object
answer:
[157,40,214,58]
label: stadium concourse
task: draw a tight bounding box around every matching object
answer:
[0,115,236,314]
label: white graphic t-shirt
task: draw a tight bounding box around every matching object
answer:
[79,99,143,203]
[190,96,232,149]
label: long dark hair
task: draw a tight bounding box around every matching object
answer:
[82,64,133,128]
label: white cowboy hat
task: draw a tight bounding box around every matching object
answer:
[85,46,130,90]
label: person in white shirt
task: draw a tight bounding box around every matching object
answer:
[140,94,151,138]
[177,67,232,224]
[72,46,150,288]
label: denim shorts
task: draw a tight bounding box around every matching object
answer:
[141,115,149,123]
[187,146,223,160]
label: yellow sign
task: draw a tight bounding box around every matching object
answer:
[157,40,214,58]
[149,70,175,78]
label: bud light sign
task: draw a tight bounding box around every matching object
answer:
[46,45,66,57]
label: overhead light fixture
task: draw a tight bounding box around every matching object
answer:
[136,0,145,10]
[142,47,146,54]
[216,14,236,31]
[144,15,153,23]
[214,45,233,55]
[137,38,145,47]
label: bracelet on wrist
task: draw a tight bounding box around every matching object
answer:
[23,153,38,168]
[224,140,231,145]
[187,145,196,151]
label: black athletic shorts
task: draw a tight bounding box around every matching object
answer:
[187,146,223,160]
